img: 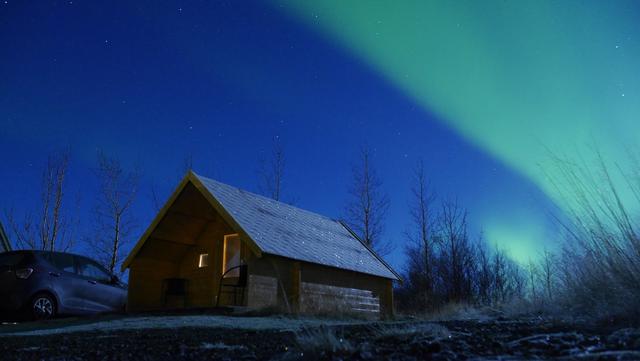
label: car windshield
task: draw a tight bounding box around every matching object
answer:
[0,252,26,266]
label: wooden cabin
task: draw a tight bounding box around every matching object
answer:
[121,171,400,318]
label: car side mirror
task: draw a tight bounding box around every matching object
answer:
[110,275,119,285]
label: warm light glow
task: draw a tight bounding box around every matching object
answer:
[222,234,241,277]
[198,253,209,268]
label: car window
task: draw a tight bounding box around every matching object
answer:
[0,252,25,266]
[77,258,111,283]
[48,253,76,273]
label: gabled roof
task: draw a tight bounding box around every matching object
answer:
[123,172,399,280]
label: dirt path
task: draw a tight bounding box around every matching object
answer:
[1,316,639,360]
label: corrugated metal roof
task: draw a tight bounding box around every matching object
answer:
[195,173,398,280]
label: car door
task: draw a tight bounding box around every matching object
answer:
[42,252,87,313]
[75,256,124,313]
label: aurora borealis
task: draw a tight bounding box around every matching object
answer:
[276,0,640,259]
[1,1,638,268]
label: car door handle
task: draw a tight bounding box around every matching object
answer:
[87,280,97,285]
[49,272,60,277]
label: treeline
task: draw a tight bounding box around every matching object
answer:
[396,147,640,321]
[5,141,634,321]
[3,150,140,275]
[1,142,529,305]
[338,148,532,312]
[1,140,303,274]
[342,144,640,321]
[395,161,526,312]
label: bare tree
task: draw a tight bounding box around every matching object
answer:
[405,160,437,306]
[492,248,508,303]
[150,183,163,213]
[344,146,390,254]
[0,220,11,252]
[5,151,74,251]
[539,248,556,301]
[182,154,194,175]
[258,139,286,201]
[476,239,493,304]
[149,153,195,214]
[527,258,539,301]
[438,199,468,301]
[91,151,140,274]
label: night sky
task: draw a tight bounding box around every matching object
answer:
[1,1,638,270]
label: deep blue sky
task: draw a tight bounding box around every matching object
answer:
[0,1,560,270]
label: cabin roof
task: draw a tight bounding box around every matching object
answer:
[123,172,399,280]
[195,173,399,280]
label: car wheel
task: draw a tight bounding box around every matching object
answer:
[31,293,56,321]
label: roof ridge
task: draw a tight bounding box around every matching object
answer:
[193,172,340,224]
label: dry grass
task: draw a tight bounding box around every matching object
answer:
[546,149,640,322]
[293,325,354,357]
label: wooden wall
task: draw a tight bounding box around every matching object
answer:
[300,260,394,319]
[300,282,380,317]
[244,253,394,319]
[246,274,278,309]
[128,258,179,311]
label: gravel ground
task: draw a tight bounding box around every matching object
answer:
[1,315,639,360]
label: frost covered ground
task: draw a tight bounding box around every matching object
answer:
[1,314,639,360]
[0,315,361,337]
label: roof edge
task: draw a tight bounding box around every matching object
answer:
[121,173,192,271]
[122,171,265,272]
[189,172,263,257]
[338,221,402,282]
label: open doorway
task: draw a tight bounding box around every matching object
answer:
[217,233,247,306]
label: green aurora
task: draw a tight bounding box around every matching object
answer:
[276,0,640,261]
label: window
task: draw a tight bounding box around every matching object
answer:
[222,234,241,278]
[0,253,25,267]
[48,253,76,273]
[198,253,209,268]
[77,258,111,283]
